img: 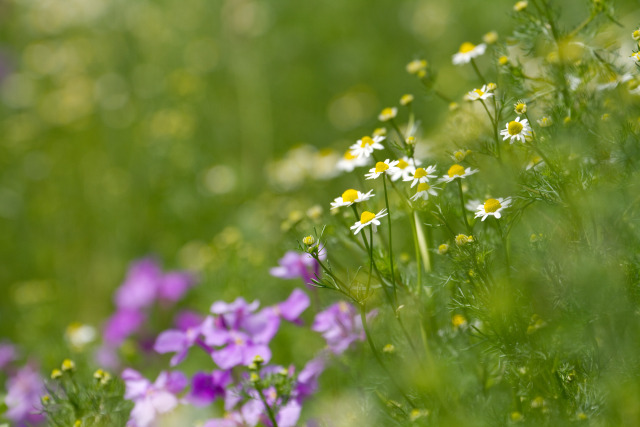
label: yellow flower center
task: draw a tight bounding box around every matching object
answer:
[447,164,465,178]
[360,211,376,224]
[342,189,359,203]
[416,182,431,192]
[634,30,640,40]
[508,120,523,135]
[459,42,476,53]
[343,150,356,160]
[374,162,389,173]
[483,198,502,213]
[360,136,374,147]
[380,108,395,119]
[473,89,484,96]
[414,167,428,179]
[397,159,409,169]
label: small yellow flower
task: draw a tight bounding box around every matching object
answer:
[486,82,497,91]
[302,235,316,246]
[373,127,387,137]
[514,101,527,115]
[400,94,414,106]
[382,344,395,353]
[563,116,572,125]
[511,411,523,421]
[601,113,610,121]
[514,1,528,11]
[633,29,640,41]
[406,59,428,75]
[51,369,62,379]
[61,359,75,372]
[455,234,474,246]
[74,421,82,427]
[42,395,51,405]
[498,55,509,66]
[537,117,552,127]
[438,243,449,255]
[93,369,112,385]
[405,136,416,145]
[531,396,545,409]
[250,372,260,383]
[453,149,471,162]
[483,31,498,45]
[378,107,397,122]
[452,314,467,328]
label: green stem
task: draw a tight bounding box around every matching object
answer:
[256,387,279,427]
[457,179,472,234]
[470,58,487,85]
[359,305,415,408]
[382,176,397,304]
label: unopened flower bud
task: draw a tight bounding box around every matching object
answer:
[438,243,449,255]
[400,94,414,106]
[51,369,62,379]
[61,359,75,372]
[303,235,315,246]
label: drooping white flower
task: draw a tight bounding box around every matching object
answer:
[349,135,385,159]
[330,189,375,210]
[350,209,388,235]
[404,165,437,187]
[452,42,487,65]
[365,159,400,180]
[474,198,511,221]
[410,182,440,201]
[439,164,478,183]
[464,85,494,101]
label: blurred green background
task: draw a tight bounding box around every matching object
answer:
[0,0,638,361]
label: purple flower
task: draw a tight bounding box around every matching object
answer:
[158,271,196,302]
[295,354,326,401]
[270,250,326,286]
[122,368,187,427]
[0,341,17,371]
[188,370,231,406]
[5,364,45,426]
[103,309,146,346]
[312,302,374,354]
[174,310,204,331]
[115,258,163,311]
[202,298,277,370]
[154,316,214,367]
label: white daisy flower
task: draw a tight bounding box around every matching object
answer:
[336,149,370,173]
[410,182,440,201]
[439,164,478,183]
[464,85,494,101]
[474,197,511,221]
[378,107,398,122]
[404,165,437,187]
[388,157,420,182]
[349,135,386,159]
[500,117,532,144]
[330,189,374,210]
[452,42,487,65]
[350,209,388,235]
[365,159,400,180]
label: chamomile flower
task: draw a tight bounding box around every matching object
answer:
[378,107,398,122]
[498,56,509,66]
[350,209,388,235]
[452,42,486,65]
[465,85,494,101]
[349,135,385,159]
[537,117,553,127]
[513,1,528,11]
[630,52,640,62]
[439,164,478,183]
[633,28,640,41]
[365,159,400,180]
[404,165,437,187]
[336,149,370,172]
[474,197,511,221]
[400,94,414,106]
[483,31,498,45]
[500,117,531,144]
[406,59,428,76]
[410,182,440,201]
[330,189,374,210]
[389,156,420,181]
[514,101,527,114]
